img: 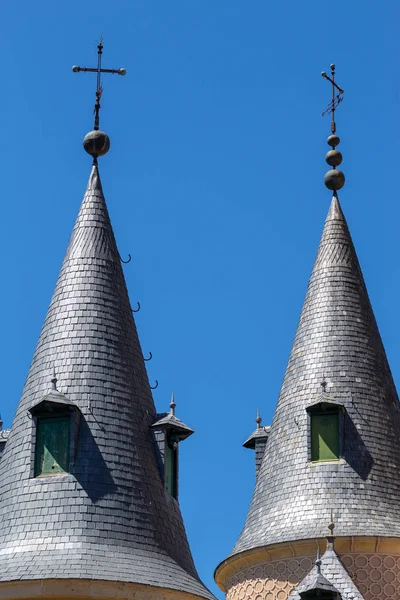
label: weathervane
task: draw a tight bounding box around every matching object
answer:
[321,64,345,193]
[72,35,126,131]
[72,36,126,163]
[321,64,344,134]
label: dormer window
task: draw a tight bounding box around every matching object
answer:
[306,400,344,462]
[29,384,80,478]
[151,393,194,501]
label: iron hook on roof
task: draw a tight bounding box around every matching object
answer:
[144,351,153,362]
[119,253,132,264]
[132,302,141,313]
[150,380,159,390]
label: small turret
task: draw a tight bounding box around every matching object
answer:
[152,391,194,500]
[242,409,270,477]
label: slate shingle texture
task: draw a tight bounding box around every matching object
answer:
[232,194,400,556]
[0,166,214,600]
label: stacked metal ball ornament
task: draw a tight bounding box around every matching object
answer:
[324,134,345,191]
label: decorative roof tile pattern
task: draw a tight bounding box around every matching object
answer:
[232,195,400,554]
[0,166,214,600]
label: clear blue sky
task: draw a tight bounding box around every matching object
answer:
[0,1,399,596]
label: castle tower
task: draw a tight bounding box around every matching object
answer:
[0,43,214,600]
[215,66,400,600]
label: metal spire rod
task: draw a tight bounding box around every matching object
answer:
[321,64,344,134]
[72,35,126,131]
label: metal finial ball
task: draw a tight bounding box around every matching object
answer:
[327,134,340,148]
[83,130,110,158]
[326,149,342,167]
[324,169,345,191]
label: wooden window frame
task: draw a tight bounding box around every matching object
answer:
[307,402,344,463]
[34,414,71,477]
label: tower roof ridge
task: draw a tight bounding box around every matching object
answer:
[0,164,214,600]
[230,193,400,555]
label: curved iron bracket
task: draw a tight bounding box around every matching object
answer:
[144,351,153,362]
[150,380,159,390]
[132,302,141,313]
[119,253,132,264]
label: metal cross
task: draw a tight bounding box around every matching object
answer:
[72,36,126,131]
[321,64,344,134]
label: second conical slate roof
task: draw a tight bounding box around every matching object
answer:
[0,166,213,599]
[232,194,400,555]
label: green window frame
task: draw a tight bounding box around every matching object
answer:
[165,434,177,499]
[311,412,340,462]
[34,415,70,477]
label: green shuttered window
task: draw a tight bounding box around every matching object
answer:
[34,416,70,476]
[311,412,339,462]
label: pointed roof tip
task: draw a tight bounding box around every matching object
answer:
[51,367,58,392]
[243,410,270,448]
[326,191,344,221]
[87,162,103,192]
[170,390,176,416]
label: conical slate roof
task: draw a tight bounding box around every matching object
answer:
[0,165,213,599]
[232,194,400,555]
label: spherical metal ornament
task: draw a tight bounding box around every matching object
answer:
[325,149,343,167]
[327,134,340,147]
[324,169,345,191]
[83,130,110,158]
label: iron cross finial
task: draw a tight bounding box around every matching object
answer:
[321,64,344,134]
[72,35,126,131]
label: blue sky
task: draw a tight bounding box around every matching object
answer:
[0,1,399,596]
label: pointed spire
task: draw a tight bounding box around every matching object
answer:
[0,164,213,600]
[170,390,176,416]
[230,191,400,555]
[51,367,58,392]
[255,408,262,429]
[315,547,322,575]
[327,510,335,550]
